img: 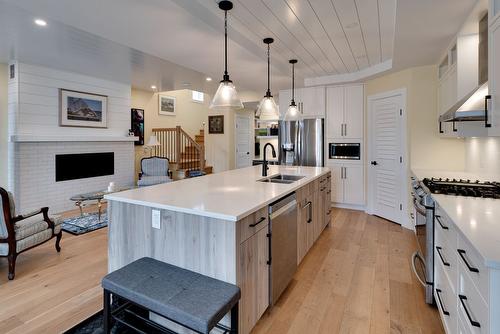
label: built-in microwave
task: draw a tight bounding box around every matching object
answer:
[328,143,361,160]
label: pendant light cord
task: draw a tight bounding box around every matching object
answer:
[267,43,271,96]
[224,10,228,80]
[291,62,295,102]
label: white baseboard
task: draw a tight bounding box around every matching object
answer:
[331,202,366,211]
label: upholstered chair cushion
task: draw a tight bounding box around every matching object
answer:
[137,176,172,187]
[13,214,61,240]
[142,157,169,177]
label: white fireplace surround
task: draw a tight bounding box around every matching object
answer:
[10,141,135,213]
[7,62,136,213]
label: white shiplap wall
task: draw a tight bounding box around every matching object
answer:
[10,62,131,138]
[7,62,135,213]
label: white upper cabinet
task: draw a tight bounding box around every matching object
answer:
[278,87,325,119]
[300,86,325,118]
[489,12,500,135]
[326,84,364,139]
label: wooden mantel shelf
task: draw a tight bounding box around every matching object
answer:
[10,135,139,143]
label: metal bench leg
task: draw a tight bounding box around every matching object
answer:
[103,289,112,334]
[231,302,239,333]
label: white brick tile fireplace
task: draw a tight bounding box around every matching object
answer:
[10,141,135,213]
[7,62,136,213]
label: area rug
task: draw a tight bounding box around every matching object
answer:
[61,211,108,235]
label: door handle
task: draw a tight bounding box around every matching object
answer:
[457,249,479,273]
[344,124,347,136]
[435,289,449,316]
[435,215,449,230]
[371,161,378,166]
[459,295,481,328]
[341,124,344,136]
[246,152,250,155]
[304,201,312,223]
[249,217,266,228]
[436,246,450,266]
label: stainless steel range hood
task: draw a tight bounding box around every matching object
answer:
[440,13,490,125]
[439,82,489,122]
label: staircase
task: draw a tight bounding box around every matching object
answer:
[152,126,213,177]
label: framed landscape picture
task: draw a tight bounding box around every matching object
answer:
[208,115,224,134]
[131,108,145,146]
[159,94,176,116]
[60,89,107,128]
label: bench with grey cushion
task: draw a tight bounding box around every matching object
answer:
[137,156,173,187]
[101,257,241,334]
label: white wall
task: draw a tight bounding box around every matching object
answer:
[8,62,135,213]
[0,64,7,187]
[9,62,131,138]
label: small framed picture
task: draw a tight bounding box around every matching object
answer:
[131,108,145,146]
[159,94,176,116]
[60,89,107,128]
[208,115,224,134]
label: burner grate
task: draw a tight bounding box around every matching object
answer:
[422,178,500,199]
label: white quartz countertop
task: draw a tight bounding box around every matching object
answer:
[412,168,500,269]
[105,165,330,221]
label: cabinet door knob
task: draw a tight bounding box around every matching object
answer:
[370,161,378,166]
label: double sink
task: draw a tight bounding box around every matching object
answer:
[259,174,305,184]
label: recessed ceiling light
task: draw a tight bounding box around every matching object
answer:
[206,77,212,82]
[344,22,359,29]
[34,18,47,27]
[182,82,191,87]
[151,85,157,90]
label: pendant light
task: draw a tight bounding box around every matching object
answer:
[256,38,279,120]
[284,59,299,121]
[209,0,243,110]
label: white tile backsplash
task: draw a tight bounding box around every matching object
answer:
[465,137,500,178]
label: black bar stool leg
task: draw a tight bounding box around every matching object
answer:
[230,303,239,333]
[103,289,112,334]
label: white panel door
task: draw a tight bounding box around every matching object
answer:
[326,86,344,139]
[344,85,364,139]
[301,86,325,118]
[343,165,365,205]
[329,164,344,203]
[235,114,252,169]
[369,92,404,223]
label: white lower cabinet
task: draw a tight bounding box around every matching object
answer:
[328,163,364,206]
[434,203,500,334]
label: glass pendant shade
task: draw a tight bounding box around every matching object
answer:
[256,96,279,120]
[210,80,243,110]
[285,102,300,121]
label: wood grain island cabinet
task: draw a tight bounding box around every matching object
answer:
[105,165,331,334]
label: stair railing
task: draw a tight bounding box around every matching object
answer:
[152,126,205,171]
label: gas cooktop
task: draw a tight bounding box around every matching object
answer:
[422,178,500,199]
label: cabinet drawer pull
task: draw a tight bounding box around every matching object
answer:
[457,249,479,273]
[249,217,266,228]
[435,215,449,230]
[436,246,450,266]
[435,289,449,316]
[459,295,481,328]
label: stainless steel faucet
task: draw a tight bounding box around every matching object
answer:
[262,143,277,177]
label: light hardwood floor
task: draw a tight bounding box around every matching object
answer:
[0,208,443,334]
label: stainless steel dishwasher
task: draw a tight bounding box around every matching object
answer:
[269,192,297,306]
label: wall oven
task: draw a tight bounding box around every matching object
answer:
[411,177,435,305]
[328,143,360,160]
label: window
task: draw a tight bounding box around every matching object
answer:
[192,90,204,103]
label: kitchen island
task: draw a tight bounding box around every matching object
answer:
[105,165,332,334]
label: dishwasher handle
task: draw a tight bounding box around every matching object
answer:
[303,201,312,223]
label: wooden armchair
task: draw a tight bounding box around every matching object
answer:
[0,187,63,280]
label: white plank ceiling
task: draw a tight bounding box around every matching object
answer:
[0,0,477,95]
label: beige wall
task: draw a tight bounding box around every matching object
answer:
[131,88,253,176]
[0,64,8,187]
[366,65,466,171]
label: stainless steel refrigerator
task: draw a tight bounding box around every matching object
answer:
[278,118,324,167]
